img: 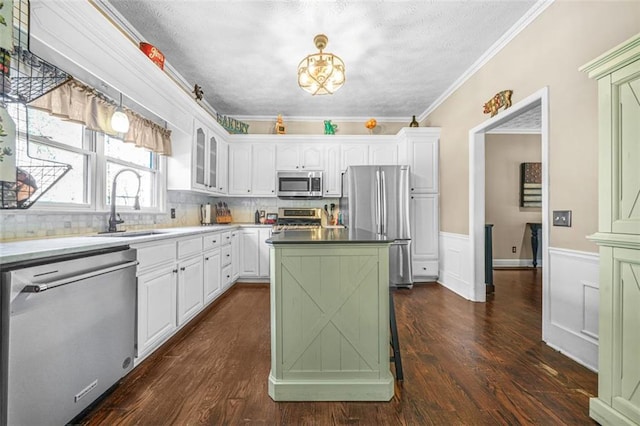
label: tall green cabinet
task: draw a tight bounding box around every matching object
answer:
[581,33,640,426]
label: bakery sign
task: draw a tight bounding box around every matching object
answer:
[216,113,249,134]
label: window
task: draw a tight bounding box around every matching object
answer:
[103,135,159,209]
[8,106,164,211]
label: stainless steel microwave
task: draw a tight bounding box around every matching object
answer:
[276,171,323,198]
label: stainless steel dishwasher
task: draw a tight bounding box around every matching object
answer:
[1,247,137,426]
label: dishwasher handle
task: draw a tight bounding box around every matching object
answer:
[22,260,139,293]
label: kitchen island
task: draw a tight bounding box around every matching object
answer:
[266,228,394,401]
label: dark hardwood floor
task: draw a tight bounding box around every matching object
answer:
[76,270,597,425]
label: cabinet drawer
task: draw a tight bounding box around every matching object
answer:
[221,245,232,266]
[136,242,177,272]
[203,232,222,251]
[413,260,438,278]
[178,236,203,259]
[221,264,233,287]
[221,231,232,246]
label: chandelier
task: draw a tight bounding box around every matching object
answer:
[297,34,345,95]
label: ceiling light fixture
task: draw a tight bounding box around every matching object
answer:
[297,34,345,96]
[111,93,130,133]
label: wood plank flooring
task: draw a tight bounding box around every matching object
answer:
[75,270,597,425]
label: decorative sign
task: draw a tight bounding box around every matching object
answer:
[520,162,542,208]
[139,42,165,70]
[0,0,13,52]
[216,113,249,134]
[483,89,513,117]
[0,105,16,182]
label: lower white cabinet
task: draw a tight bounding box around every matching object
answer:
[239,227,271,279]
[177,255,204,326]
[136,264,177,359]
[203,250,221,304]
[410,193,439,279]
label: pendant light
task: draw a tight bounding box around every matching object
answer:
[297,34,345,95]
[111,93,130,133]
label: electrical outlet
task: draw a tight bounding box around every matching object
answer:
[170,208,176,219]
[512,246,516,253]
[553,210,572,227]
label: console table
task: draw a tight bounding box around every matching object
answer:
[527,222,542,267]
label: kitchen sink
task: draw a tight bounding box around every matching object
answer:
[94,230,169,238]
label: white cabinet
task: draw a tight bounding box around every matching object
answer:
[229,143,276,196]
[231,230,240,281]
[177,255,204,326]
[277,144,324,170]
[217,141,228,193]
[168,119,227,195]
[323,144,342,197]
[136,264,177,359]
[340,144,369,171]
[240,228,259,276]
[398,128,439,194]
[369,143,397,165]
[203,249,221,304]
[239,227,272,279]
[410,193,439,278]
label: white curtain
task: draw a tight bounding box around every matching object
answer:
[29,79,172,155]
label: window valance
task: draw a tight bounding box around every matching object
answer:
[29,79,172,156]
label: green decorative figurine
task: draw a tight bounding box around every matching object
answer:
[324,120,338,135]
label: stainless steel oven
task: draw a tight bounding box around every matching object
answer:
[276,171,323,198]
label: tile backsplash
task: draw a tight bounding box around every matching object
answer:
[0,192,340,242]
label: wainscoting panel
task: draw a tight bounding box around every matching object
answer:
[438,232,473,300]
[546,247,600,372]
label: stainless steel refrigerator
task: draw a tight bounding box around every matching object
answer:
[340,165,413,288]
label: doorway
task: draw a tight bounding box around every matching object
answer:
[468,87,550,340]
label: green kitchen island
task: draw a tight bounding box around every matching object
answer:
[266,228,394,401]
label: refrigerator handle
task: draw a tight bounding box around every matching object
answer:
[381,170,387,235]
[375,169,382,234]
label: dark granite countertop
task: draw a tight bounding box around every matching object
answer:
[267,228,393,244]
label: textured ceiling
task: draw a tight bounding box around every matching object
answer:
[491,104,542,133]
[106,0,538,120]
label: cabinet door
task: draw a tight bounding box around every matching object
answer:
[324,144,342,196]
[301,145,324,169]
[231,231,240,281]
[252,144,276,196]
[177,256,204,326]
[258,228,271,278]
[193,124,207,190]
[341,144,369,171]
[276,144,300,170]
[410,139,438,193]
[137,265,177,357]
[410,193,439,259]
[369,144,397,165]
[228,144,253,195]
[203,250,221,304]
[206,134,218,191]
[240,229,259,276]
[217,140,228,194]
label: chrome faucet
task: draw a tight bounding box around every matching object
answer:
[108,168,141,233]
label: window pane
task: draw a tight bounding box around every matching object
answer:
[31,142,87,204]
[106,162,153,208]
[105,136,153,168]
[27,108,85,148]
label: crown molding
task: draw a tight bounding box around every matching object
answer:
[418,0,554,122]
[232,115,412,123]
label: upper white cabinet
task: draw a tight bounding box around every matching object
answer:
[228,143,276,196]
[340,144,369,171]
[168,119,228,195]
[369,143,398,165]
[323,144,342,197]
[276,144,324,170]
[398,128,440,194]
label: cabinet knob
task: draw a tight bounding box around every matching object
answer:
[180,267,186,271]
[296,166,299,169]
[226,254,230,257]
[226,275,230,278]
[411,188,415,191]
[411,196,414,199]
[205,257,209,261]
[302,166,305,169]
[219,187,223,190]
[247,189,250,193]
[272,190,274,193]
[213,240,217,243]
[172,269,178,274]
[423,267,427,270]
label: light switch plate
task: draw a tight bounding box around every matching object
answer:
[553,210,571,227]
